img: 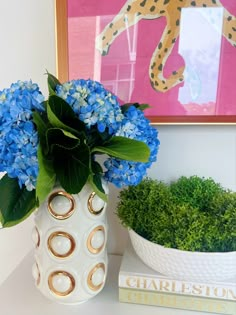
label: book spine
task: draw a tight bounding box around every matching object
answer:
[119,288,236,315]
[119,273,236,301]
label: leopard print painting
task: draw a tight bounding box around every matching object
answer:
[96,0,236,93]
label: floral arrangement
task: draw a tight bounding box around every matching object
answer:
[0,73,159,227]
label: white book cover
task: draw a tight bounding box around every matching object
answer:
[119,239,236,301]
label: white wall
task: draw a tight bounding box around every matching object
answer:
[151,125,236,191]
[0,0,235,286]
[0,0,56,285]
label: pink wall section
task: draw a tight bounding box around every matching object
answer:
[67,0,236,117]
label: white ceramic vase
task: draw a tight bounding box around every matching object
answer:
[31,182,109,304]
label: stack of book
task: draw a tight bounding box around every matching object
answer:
[118,240,236,314]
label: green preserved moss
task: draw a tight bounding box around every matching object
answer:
[116,176,236,252]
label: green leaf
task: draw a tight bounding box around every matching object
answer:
[0,174,37,227]
[53,142,90,194]
[46,128,80,153]
[121,103,151,113]
[93,136,150,162]
[36,145,56,204]
[85,125,111,148]
[91,160,103,174]
[33,111,47,135]
[54,156,90,194]
[47,95,85,135]
[33,111,49,149]
[88,174,107,202]
[47,72,61,95]
[60,129,79,140]
[137,103,151,111]
[89,160,107,201]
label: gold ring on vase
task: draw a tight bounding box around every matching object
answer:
[87,192,104,215]
[48,191,75,220]
[87,263,105,291]
[47,231,76,258]
[86,225,105,254]
[48,270,75,296]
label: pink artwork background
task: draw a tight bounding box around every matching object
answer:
[67,0,236,117]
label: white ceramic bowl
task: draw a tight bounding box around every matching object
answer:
[129,229,236,282]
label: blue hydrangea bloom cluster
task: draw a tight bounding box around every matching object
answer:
[0,81,44,191]
[56,79,124,135]
[56,80,159,187]
[0,76,159,192]
[104,106,160,187]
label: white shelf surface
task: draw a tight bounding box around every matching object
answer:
[0,252,221,315]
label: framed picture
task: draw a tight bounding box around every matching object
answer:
[55,0,236,124]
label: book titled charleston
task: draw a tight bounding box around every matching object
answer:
[119,288,236,315]
[119,241,236,314]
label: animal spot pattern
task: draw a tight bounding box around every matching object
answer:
[96,0,236,93]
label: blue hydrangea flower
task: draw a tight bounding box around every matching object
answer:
[104,159,148,188]
[56,79,124,135]
[104,106,160,187]
[0,81,44,191]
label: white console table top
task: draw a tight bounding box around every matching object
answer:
[0,252,220,315]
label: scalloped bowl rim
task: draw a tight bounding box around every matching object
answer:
[129,229,236,282]
[130,229,236,256]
